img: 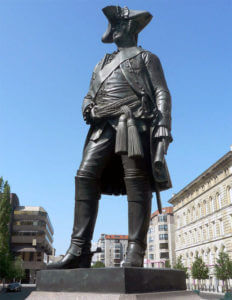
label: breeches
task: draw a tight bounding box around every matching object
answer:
[78,124,151,180]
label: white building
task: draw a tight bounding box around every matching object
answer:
[146,207,175,268]
[96,234,128,267]
[169,148,232,288]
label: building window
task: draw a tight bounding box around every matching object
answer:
[203,200,207,216]
[217,193,222,209]
[37,252,42,262]
[199,226,203,241]
[205,224,209,239]
[210,197,214,213]
[149,254,154,260]
[183,212,186,225]
[158,215,167,222]
[29,252,34,262]
[159,243,168,249]
[149,245,154,251]
[160,252,169,259]
[193,229,197,243]
[227,186,232,203]
[159,234,168,240]
[219,219,224,236]
[12,231,44,237]
[192,207,196,221]
[198,203,201,218]
[187,209,190,223]
[159,224,168,231]
[212,221,216,238]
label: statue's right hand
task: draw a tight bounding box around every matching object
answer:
[84,106,100,125]
[90,106,101,123]
[83,105,93,124]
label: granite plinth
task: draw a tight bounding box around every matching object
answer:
[36,268,186,294]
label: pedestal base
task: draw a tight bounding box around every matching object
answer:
[36,267,186,294]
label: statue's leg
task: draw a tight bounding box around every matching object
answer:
[123,174,152,267]
[47,125,115,269]
[121,134,152,267]
[68,172,101,267]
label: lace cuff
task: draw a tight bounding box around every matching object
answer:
[154,126,173,141]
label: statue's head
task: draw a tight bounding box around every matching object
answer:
[101,6,152,45]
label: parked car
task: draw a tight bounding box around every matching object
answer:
[6,282,22,292]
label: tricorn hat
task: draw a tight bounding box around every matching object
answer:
[102,6,153,43]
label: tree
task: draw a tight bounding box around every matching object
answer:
[0,178,12,284]
[7,256,25,282]
[215,250,232,291]
[92,261,105,268]
[0,179,12,252]
[173,255,189,278]
[191,254,209,289]
[165,260,171,268]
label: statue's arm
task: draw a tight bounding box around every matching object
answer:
[142,52,172,148]
[82,59,104,124]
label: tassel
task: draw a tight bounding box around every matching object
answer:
[127,118,144,158]
[115,114,128,154]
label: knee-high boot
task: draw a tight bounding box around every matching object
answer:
[47,175,100,269]
[123,176,152,267]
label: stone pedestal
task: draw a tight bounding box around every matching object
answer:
[36,267,186,293]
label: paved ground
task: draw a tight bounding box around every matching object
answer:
[0,288,225,300]
[0,287,36,300]
[199,292,224,299]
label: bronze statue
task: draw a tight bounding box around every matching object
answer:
[48,5,172,269]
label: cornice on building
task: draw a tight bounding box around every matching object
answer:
[168,149,232,205]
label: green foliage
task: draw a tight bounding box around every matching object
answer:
[0,178,25,282]
[215,250,232,282]
[165,260,171,268]
[0,179,12,253]
[173,255,189,278]
[0,178,12,281]
[7,256,25,281]
[92,261,105,268]
[191,254,209,280]
[0,252,12,280]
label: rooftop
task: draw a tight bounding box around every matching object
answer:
[151,206,173,219]
[14,206,47,212]
[105,234,128,240]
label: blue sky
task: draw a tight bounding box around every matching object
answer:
[1,0,231,255]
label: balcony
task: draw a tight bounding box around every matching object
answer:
[113,254,121,259]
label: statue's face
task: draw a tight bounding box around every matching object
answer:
[111,20,131,44]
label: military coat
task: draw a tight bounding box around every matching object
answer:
[82,47,172,195]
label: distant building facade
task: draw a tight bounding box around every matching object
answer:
[169,149,232,287]
[145,207,175,268]
[96,234,128,267]
[9,195,54,283]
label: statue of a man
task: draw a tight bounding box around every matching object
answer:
[48,5,172,269]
